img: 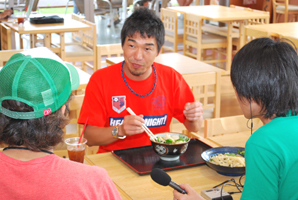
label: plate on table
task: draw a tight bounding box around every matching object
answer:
[201,146,245,176]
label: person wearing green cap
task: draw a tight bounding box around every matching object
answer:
[0,48,121,199]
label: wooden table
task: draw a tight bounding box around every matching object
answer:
[106,52,224,75]
[4,18,91,60]
[245,22,298,38]
[167,5,269,74]
[85,150,243,200]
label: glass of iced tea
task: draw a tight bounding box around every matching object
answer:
[64,137,87,163]
[16,11,25,26]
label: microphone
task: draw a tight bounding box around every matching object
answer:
[150,168,187,194]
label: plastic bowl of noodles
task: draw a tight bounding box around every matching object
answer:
[150,132,190,161]
[201,147,245,176]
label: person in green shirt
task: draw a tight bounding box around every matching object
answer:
[173,38,298,200]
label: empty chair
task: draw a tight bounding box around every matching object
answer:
[183,13,228,69]
[272,0,298,23]
[63,19,97,72]
[96,43,123,69]
[230,6,270,52]
[160,8,183,53]
[0,49,23,66]
[204,115,263,147]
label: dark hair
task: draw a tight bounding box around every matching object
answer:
[121,7,165,52]
[231,38,298,118]
[0,96,72,151]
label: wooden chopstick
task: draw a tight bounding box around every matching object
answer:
[126,107,157,141]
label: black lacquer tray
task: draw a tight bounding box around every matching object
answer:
[112,139,212,175]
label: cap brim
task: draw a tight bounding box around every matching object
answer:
[65,63,80,91]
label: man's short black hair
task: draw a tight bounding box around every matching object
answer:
[121,7,165,52]
[231,38,298,118]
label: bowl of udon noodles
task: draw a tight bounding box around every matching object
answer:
[150,132,190,161]
[201,147,245,176]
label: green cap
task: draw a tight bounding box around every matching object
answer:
[0,48,80,119]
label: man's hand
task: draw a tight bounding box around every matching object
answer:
[182,102,203,132]
[118,115,145,137]
[0,9,13,19]
[183,102,203,121]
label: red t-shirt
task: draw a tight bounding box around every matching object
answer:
[78,62,195,153]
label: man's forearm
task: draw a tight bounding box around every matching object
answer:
[183,117,203,133]
[84,125,119,146]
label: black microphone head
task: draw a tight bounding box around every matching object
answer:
[150,168,171,186]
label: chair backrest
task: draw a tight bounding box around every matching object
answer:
[183,12,203,58]
[245,26,270,43]
[0,49,23,67]
[183,71,221,118]
[71,13,85,42]
[230,4,251,11]
[170,71,221,133]
[230,5,269,26]
[204,115,263,138]
[271,0,298,22]
[0,23,12,50]
[70,13,84,43]
[81,19,97,50]
[184,12,201,42]
[160,8,181,52]
[96,43,123,69]
[247,9,270,25]
[64,94,85,138]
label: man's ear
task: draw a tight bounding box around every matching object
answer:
[61,105,66,115]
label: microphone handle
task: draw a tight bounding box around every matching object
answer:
[169,181,187,194]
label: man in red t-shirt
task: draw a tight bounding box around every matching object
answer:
[78,7,204,153]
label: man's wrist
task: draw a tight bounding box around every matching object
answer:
[112,125,126,139]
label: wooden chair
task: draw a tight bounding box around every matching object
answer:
[0,49,23,67]
[204,115,263,147]
[160,8,183,53]
[272,0,298,23]
[63,94,85,139]
[245,26,270,43]
[68,13,85,44]
[183,13,228,69]
[96,43,123,69]
[0,23,11,50]
[170,71,221,133]
[230,5,270,50]
[63,19,97,72]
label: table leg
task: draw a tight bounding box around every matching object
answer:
[238,21,246,49]
[226,22,232,75]
[196,18,203,61]
[60,33,65,60]
[19,34,23,49]
[30,34,34,48]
